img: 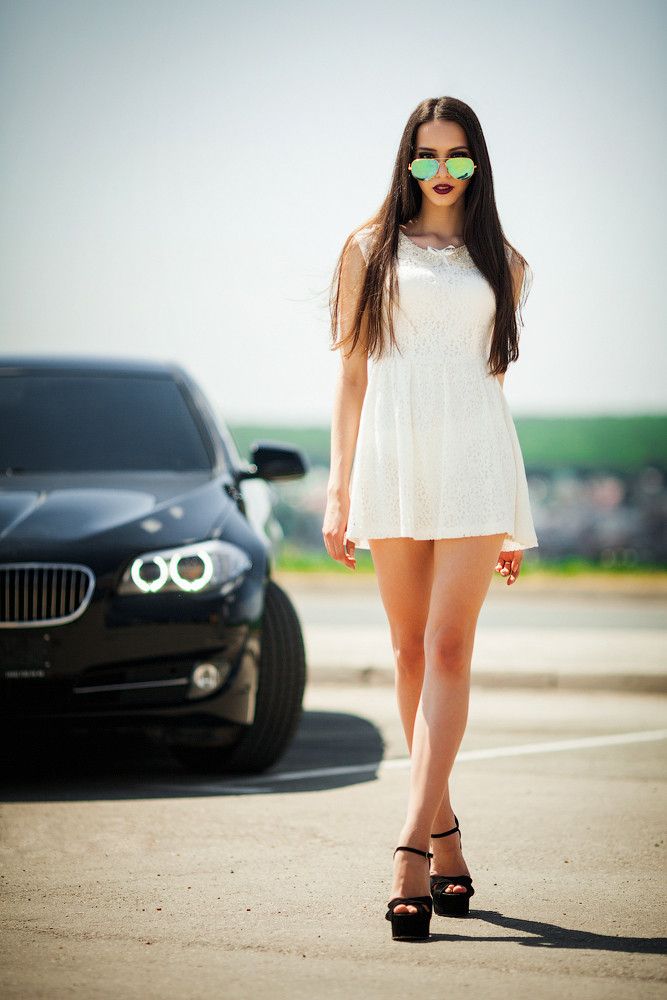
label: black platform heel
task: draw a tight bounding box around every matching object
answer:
[385,845,434,941]
[430,815,475,918]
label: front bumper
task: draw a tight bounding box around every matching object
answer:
[0,592,262,735]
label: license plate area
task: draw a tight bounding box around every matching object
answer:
[1,633,52,677]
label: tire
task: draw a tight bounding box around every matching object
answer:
[172,579,307,774]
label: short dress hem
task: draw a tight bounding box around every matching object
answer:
[345,527,537,553]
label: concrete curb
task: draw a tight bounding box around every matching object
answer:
[307,664,667,694]
[284,571,667,696]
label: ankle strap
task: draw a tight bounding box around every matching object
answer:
[431,814,459,838]
[394,845,433,860]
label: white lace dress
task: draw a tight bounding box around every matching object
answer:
[345,225,539,552]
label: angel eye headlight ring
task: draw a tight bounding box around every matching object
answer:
[118,539,252,596]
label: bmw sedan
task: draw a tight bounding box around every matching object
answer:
[0,355,309,774]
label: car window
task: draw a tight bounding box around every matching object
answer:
[0,373,213,472]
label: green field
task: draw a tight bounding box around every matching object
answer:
[228,415,667,474]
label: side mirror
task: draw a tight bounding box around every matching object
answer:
[238,440,309,482]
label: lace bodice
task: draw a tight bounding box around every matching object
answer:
[356,227,533,366]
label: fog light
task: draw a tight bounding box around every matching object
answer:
[187,661,230,700]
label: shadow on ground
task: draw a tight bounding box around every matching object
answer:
[0,708,386,803]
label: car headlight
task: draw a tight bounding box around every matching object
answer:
[117,539,252,596]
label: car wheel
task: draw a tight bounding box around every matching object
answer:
[172,578,307,775]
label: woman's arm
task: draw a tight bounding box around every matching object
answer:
[496,254,527,390]
[323,238,369,568]
[495,252,531,584]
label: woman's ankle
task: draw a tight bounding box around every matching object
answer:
[397,826,431,853]
[431,808,456,834]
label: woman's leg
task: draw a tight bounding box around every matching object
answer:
[368,534,479,910]
[388,533,506,913]
[368,537,434,748]
[368,536,467,840]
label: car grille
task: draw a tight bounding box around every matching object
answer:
[0,563,95,628]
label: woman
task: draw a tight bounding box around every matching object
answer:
[322,96,538,941]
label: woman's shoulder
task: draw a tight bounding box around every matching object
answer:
[350,222,379,265]
[504,243,533,311]
[504,241,531,273]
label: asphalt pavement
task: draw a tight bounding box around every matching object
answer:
[0,571,665,998]
[1,684,666,998]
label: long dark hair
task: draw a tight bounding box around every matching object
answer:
[329,96,531,376]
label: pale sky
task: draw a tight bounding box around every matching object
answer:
[1,0,665,422]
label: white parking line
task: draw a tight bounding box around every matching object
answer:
[160,728,667,794]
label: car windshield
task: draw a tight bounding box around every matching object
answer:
[0,373,214,472]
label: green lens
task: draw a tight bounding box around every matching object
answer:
[446,156,474,180]
[410,158,438,181]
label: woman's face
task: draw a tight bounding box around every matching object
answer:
[411,119,474,209]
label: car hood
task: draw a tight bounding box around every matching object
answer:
[0,470,238,564]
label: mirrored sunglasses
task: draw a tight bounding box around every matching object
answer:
[408,156,476,182]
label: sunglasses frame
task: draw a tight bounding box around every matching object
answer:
[408,156,477,182]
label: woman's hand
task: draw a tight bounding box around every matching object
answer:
[322,494,356,570]
[495,548,522,586]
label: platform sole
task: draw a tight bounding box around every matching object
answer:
[389,914,431,939]
[433,894,471,917]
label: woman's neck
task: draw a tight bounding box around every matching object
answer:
[404,205,465,242]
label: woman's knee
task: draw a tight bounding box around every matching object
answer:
[391,631,426,679]
[424,624,472,675]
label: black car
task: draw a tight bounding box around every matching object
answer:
[0,354,309,773]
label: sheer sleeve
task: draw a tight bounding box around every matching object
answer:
[352,225,375,266]
[505,244,533,321]
[518,260,533,315]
